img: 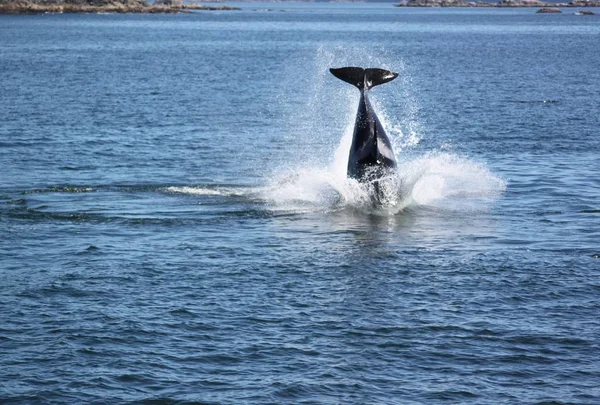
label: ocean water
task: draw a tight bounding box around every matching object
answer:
[1,5,599,404]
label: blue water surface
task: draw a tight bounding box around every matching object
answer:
[1,5,599,404]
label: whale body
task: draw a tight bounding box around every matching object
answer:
[330,67,398,198]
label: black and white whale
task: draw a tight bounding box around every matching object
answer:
[330,67,398,199]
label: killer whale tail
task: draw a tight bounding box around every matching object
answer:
[330,67,398,91]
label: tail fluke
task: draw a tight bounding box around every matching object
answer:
[330,67,398,91]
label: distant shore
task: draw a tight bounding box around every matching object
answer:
[2,0,599,14]
[0,0,240,14]
[396,0,600,7]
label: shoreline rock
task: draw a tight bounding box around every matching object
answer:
[183,3,239,10]
[0,0,240,14]
[536,6,561,11]
[396,0,600,7]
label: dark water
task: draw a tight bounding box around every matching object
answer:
[1,5,600,404]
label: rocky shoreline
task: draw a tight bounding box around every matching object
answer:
[0,0,240,14]
[396,0,600,7]
[2,0,598,14]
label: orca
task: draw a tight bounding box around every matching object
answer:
[330,67,399,199]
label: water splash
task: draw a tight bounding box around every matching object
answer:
[165,186,251,198]
[172,48,506,216]
[261,47,506,215]
[275,46,422,170]
[262,152,505,215]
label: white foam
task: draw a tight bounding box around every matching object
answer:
[398,152,507,210]
[261,151,505,215]
[165,186,248,197]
